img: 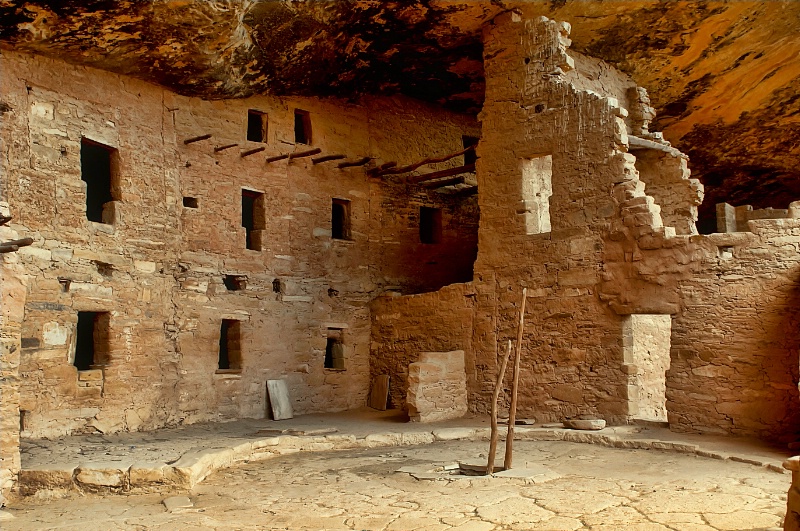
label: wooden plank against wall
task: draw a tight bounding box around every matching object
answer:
[368,375,390,410]
[267,379,294,420]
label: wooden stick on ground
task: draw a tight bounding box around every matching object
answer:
[487,339,512,475]
[504,287,527,470]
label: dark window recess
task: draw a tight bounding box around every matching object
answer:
[242,189,266,250]
[331,198,351,240]
[247,110,268,143]
[74,311,110,371]
[272,278,282,293]
[294,109,312,145]
[218,319,242,371]
[324,329,345,370]
[420,206,443,244]
[224,275,247,291]
[183,197,199,208]
[463,135,479,166]
[80,138,118,224]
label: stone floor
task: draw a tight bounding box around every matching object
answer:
[4,440,788,530]
[3,409,793,530]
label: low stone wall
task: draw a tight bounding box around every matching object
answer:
[370,283,477,410]
[407,351,468,422]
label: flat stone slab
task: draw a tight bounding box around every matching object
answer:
[0,510,15,520]
[563,419,606,430]
[163,496,193,512]
[432,428,476,441]
[498,418,536,425]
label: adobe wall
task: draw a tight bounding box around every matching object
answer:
[0,49,479,439]
[370,13,800,440]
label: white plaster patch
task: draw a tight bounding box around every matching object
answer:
[42,321,68,345]
[30,101,54,120]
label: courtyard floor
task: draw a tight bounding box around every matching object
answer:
[2,409,792,530]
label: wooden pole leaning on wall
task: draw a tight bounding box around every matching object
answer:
[338,157,372,169]
[288,148,322,160]
[183,134,212,145]
[487,339,513,475]
[504,287,527,470]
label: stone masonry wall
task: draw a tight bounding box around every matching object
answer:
[370,12,800,441]
[669,221,800,440]
[370,283,478,410]
[0,49,480,440]
[0,202,27,505]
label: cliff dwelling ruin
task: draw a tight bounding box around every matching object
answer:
[1,1,799,529]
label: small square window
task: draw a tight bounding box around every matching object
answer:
[332,198,352,240]
[183,197,199,208]
[247,110,268,143]
[420,206,442,244]
[294,109,312,145]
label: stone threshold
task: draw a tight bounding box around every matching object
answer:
[16,424,789,496]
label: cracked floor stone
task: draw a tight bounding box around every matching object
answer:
[3,440,787,530]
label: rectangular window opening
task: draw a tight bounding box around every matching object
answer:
[218,319,242,372]
[294,109,312,145]
[463,135,479,166]
[420,206,442,244]
[183,196,199,208]
[521,155,553,235]
[223,274,247,291]
[80,138,119,224]
[331,198,352,240]
[74,311,110,371]
[324,329,345,370]
[242,189,266,250]
[247,110,268,143]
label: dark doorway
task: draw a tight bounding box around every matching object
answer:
[332,198,351,240]
[80,139,118,224]
[242,189,265,250]
[420,206,442,244]
[218,319,242,371]
[463,135,479,166]
[74,311,109,371]
[247,110,268,143]
[294,109,312,145]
